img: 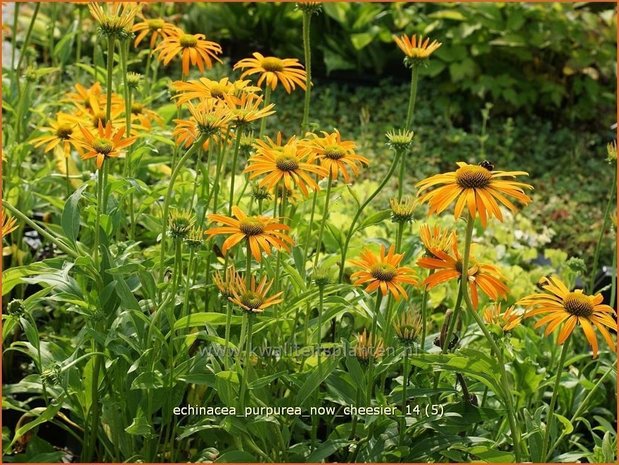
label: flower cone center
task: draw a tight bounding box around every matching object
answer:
[456,165,492,189]
[93,138,114,155]
[180,34,198,48]
[370,264,397,282]
[239,218,265,236]
[261,57,284,72]
[147,18,165,30]
[324,146,345,160]
[275,155,300,172]
[92,112,108,128]
[131,102,144,114]
[241,291,264,310]
[564,292,593,317]
[56,124,73,140]
[210,85,227,99]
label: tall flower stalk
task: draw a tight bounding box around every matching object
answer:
[459,216,523,461]
[158,134,208,284]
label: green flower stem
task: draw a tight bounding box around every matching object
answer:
[11,3,19,72]
[167,239,183,319]
[119,40,137,240]
[419,270,433,353]
[93,164,105,264]
[400,344,410,442]
[259,86,271,138]
[143,50,153,100]
[317,287,325,370]
[460,216,522,462]
[541,338,570,461]
[15,3,40,87]
[105,37,114,121]
[223,301,233,368]
[395,221,405,253]
[546,363,614,461]
[83,326,104,462]
[313,171,333,269]
[210,136,229,214]
[441,282,464,354]
[366,292,382,405]
[228,130,244,216]
[3,202,78,259]
[239,313,254,410]
[75,6,83,65]
[301,10,312,132]
[339,151,402,282]
[302,187,319,275]
[246,239,252,287]
[405,65,419,131]
[65,157,71,198]
[47,3,57,67]
[589,168,616,293]
[158,135,207,285]
[399,65,419,200]
[181,247,196,320]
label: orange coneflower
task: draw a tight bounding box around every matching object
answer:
[205,206,294,261]
[518,276,617,358]
[355,329,384,362]
[418,224,455,257]
[225,92,276,127]
[483,303,523,332]
[65,92,127,133]
[228,274,283,314]
[245,133,327,196]
[130,101,163,130]
[155,29,222,76]
[132,17,177,49]
[31,117,84,158]
[416,161,533,227]
[213,266,240,299]
[234,52,307,93]
[173,99,232,148]
[417,236,508,308]
[304,130,368,183]
[171,77,260,105]
[393,34,442,60]
[350,244,418,300]
[1,209,17,237]
[78,121,137,169]
[88,2,140,37]
[65,82,104,111]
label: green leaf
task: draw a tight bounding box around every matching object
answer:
[215,451,257,462]
[61,184,88,244]
[2,258,65,295]
[131,371,164,390]
[322,3,350,24]
[429,9,467,21]
[294,356,338,406]
[412,349,504,399]
[125,409,155,437]
[359,210,391,230]
[174,312,243,330]
[350,32,374,50]
[9,398,65,449]
[555,414,574,436]
[307,439,349,462]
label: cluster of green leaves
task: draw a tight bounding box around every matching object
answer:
[184,2,616,124]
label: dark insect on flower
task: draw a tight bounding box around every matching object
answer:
[479,160,494,171]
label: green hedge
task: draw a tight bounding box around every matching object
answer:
[183,2,616,124]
